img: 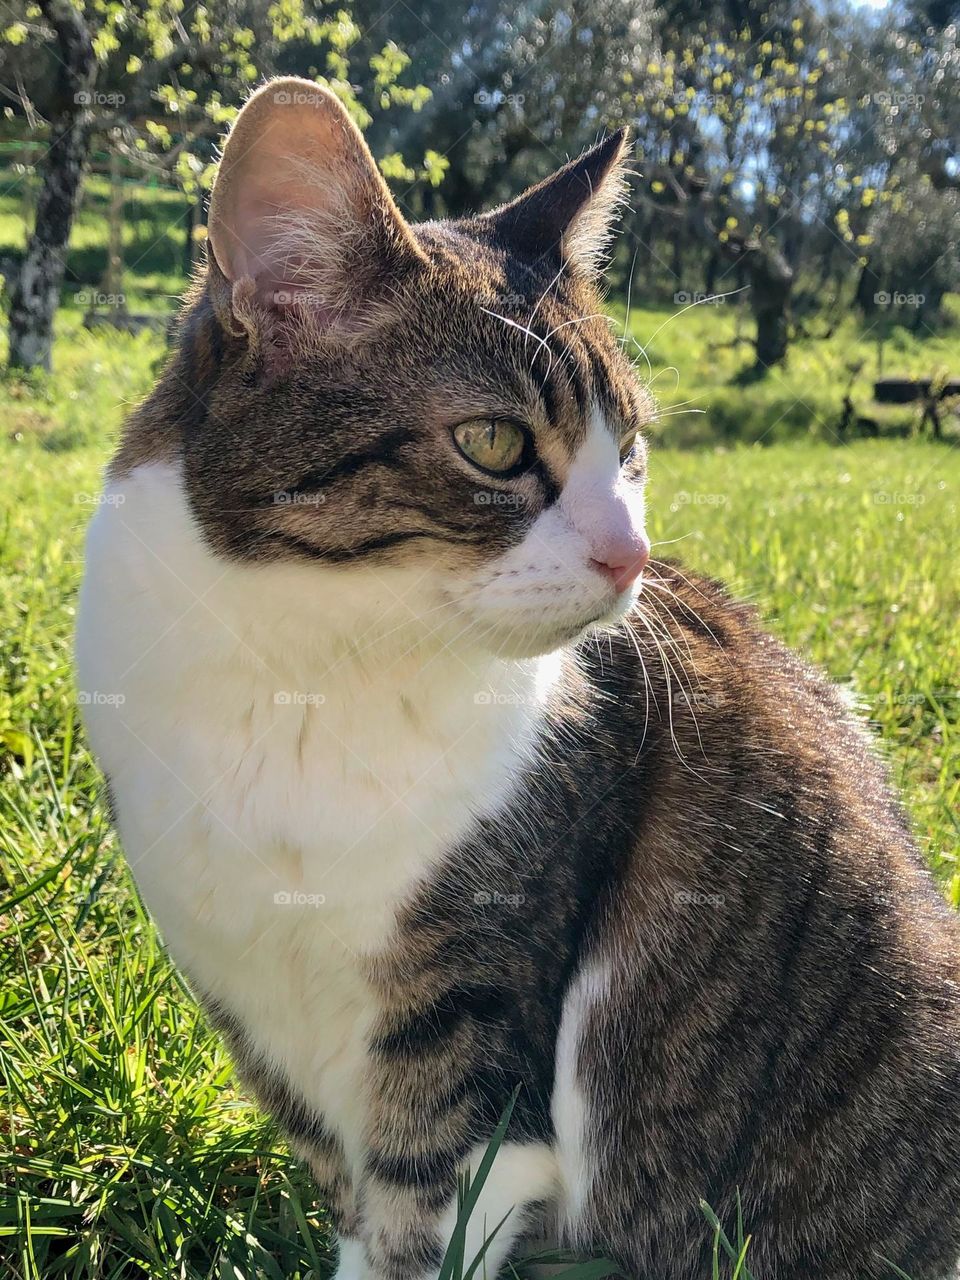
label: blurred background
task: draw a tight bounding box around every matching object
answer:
[0,5,958,1278]
[0,0,958,438]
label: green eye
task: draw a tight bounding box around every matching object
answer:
[620,430,639,464]
[453,418,526,475]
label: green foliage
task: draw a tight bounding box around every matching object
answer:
[0,0,438,200]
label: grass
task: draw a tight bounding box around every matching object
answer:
[0,167,191,310]
[0,276,957,1277]
[611,294,960,446]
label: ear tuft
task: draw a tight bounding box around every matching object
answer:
[482,129,632,278]
[207,76,425,350]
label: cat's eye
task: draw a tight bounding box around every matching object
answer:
[452,418,527,475]
[620,430,640,464]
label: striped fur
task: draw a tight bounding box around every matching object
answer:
[77,77,960,1280]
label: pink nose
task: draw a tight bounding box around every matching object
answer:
[591,538,650,593]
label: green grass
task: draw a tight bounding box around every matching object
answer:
[0,285,957,1277]
[0,168,191,311]
[612,295,960,446]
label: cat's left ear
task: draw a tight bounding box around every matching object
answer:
[481,130,631,278]
[207,76,426,348]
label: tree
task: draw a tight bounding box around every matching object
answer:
[6,0,94,369]
[2,0,438,370]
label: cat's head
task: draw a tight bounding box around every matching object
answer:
[163,77,653,659]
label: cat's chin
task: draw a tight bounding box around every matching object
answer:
[463,593,638,660]
[467,614,605,660]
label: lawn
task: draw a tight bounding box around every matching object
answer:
[0,295,958,1278]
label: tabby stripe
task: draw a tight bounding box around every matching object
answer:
[375,983,512,1058]
[240,429,416,510]
[269,528,480,563]
[378,1233,445,1279]
[386,498,495,537]
[285,428,415,495]
[701,827,832,1203]
[366,1147,465,1200]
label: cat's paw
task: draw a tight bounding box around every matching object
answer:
[330,1237,370,1280]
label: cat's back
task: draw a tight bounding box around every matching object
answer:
[562,562,960,1279]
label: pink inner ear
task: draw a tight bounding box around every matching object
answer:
[210,94,369,307]
[208,79,426,345]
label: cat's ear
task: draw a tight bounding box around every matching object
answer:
[482,130,631,278]
[207,77,426,349]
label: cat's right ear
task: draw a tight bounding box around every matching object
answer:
[207,77,426,353]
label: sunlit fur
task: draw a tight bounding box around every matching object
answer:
[77,77,960,1280]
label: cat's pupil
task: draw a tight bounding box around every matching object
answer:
[452,417,526,474]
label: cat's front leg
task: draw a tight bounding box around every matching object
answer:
[358,1137,559,1280]
[289,1129,363,1279]
[353,1023,560,1280]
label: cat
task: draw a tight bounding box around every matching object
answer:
[76,76,960,1280]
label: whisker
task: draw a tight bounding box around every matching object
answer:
[622,244,640,342]
[636,285,751,357]
[629,607,711,777]
[649,408,707,421]
[542,312,607,343]
[526,264,565,334]
[480,307,554,381]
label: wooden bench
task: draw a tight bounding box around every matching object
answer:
[872,376,960,438]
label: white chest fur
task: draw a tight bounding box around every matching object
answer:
[76,462,558,1174]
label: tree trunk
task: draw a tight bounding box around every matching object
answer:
[855,261,882,317]
[7,0,95,371]
[704,250,719,298]
[742,239,793,369]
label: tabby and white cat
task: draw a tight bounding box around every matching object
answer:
[76,78,960,1280]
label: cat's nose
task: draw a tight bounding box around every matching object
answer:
[591,535,650,593]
